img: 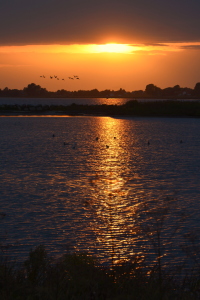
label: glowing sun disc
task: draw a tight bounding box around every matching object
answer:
[93,43,133,53]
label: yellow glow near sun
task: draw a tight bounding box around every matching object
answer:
[1,42,200,55]
[90,43,137,53]
[0,43,140,54]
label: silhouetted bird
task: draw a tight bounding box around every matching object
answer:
[0,212,6,217]
[106,145,109,149]
[72,142,77,149]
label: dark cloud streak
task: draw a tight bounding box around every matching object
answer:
[1,0,200,46]
[180,45,200,50]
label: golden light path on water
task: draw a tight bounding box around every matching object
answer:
[84,117,144,266]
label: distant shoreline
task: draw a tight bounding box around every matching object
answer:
[1,100,200,118]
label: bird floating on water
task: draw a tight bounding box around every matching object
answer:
[72,142,77,149]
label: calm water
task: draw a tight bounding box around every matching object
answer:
[0,115,200,271]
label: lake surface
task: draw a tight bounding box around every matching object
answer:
[0,115,200,272]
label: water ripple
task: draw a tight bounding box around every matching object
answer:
[0,116,200,271]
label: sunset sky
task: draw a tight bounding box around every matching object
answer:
[1,0,200,92]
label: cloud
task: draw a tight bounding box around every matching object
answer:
[141,43,170,47]
[1,42,200,58]
[179,44,200,50]
[1,0,200,46]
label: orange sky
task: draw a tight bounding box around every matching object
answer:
[0,42,200,92]
[1,0,200,92]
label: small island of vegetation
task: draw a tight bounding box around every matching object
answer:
[1,99,200,118]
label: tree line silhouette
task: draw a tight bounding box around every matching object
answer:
[1,82,200,98]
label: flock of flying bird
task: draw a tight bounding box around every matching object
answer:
[40,75,80,81]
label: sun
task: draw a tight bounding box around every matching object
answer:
[90,43,135,54]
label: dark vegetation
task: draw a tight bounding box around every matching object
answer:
[1,82,200,98]
[1,231,200,299]
[1,99,200,118]
[0,245,199,300]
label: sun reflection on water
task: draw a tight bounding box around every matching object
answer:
[84,117,144,266]
[87,172,142,266]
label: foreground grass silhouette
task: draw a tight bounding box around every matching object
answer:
[0,244,200,300]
